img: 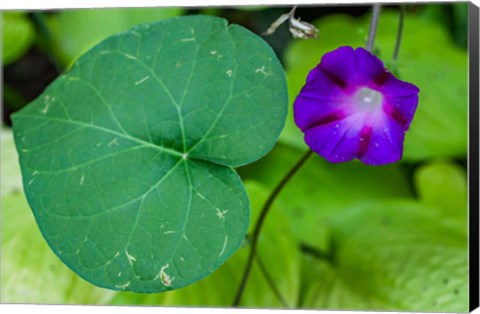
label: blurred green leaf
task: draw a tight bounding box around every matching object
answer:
[47,7,184,67]
[414,161,467,222]
[1,128,23,196]
[452,3,468,48]
[420,3,468,49]
[1,192,116,304]
[300,256,387,310]
[420,4,451,27]
[282,11,467,161]
[234,6,269,11]
[109,181,301,308]
[300,201,468,312]
[239,143,412,251]
[1,12,35,65]
[376,13,468,161]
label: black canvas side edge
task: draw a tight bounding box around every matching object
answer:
[469,1,480,312]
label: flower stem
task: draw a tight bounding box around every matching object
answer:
[256,253,290,308]
[232,149,314,307]
[392,5,405,63]
[30,12,64,72]
[366,4,382,52]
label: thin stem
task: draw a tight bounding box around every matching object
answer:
[289,5,298,17]
[232,149,314,307]
[366,4,382,52]
[30,12,63,72]
[392,5,405,63]
[256,253,290,308]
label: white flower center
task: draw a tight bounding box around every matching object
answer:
[354,88,383,111]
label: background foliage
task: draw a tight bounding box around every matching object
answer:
[1,3,469,312]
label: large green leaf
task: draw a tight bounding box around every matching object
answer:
[300,201,468,312]
[12,15,288,293]
[282,11,468,160]
[1,12,35,65]
[47,7,184,66]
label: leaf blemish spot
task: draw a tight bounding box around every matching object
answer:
[123,53,137,60]
[108,138,119,147]
[164,230,175,235]
[210,50,217,55]
[134,76,150,85]
[42,95,53,109]
[126,250,136,265]
[218,236,228,257]
[182,153,188,160]
[80,175,85,185]
[41,102,50,114]
[158,264,175,286]
[115,281,130,289]
[216,208,228,219]
[255,65,271,77]
[226,70,233,77]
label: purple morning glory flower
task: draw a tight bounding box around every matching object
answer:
[293,46,420,166]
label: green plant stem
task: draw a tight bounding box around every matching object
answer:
[366,4,382,52]
[232,149,314,307]
[30,12,63,72]
[392,5,405,63]
[256,253,290,308]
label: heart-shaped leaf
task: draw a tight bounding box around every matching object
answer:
[12,15,288,293]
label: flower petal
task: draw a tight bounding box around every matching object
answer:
[378,74,420,97]
[303,114,364,163]
[318,46,356,89]
[383,93,419,130]
[294,68,347,131]
[358,115,405,165]
[355,47,387,86]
